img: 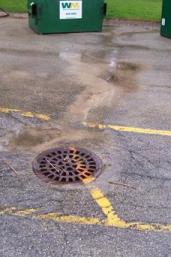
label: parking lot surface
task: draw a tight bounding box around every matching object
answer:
[0,18,171,257]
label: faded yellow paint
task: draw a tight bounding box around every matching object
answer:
[0,206,100,225]
[82,176,95,184]
[14,208,38,216]
[34,113,50,121]
[83,122,171,137]
[0,207,37,216]
[0,107,50,121]
[0,107,20,113]
[128,222,171,232]
[1,202,171,232]
[0,207,17,215]
[34,213,100,225]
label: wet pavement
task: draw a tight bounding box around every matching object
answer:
[0,17,171,257]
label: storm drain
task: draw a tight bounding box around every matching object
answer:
[32,147,102,184]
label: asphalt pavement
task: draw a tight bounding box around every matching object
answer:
[0,17,171,257]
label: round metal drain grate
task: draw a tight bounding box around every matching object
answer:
[32,147,102,184]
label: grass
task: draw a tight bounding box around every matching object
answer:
[0,0,162,21]
[107,0,162,21]
[0,0,26,13]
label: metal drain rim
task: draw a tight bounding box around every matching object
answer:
[32,147,102,185]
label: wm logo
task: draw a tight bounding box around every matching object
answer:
[62,2,80,9]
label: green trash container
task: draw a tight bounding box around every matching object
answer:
[161,0,171,38]
[28,0,107,34]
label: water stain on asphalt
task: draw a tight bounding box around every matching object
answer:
[0,25,142,153]
[103,61,141,93]
[6,124,104,153]
[60,51,140,125]
[9,127,61,148]
[4,58,141,151]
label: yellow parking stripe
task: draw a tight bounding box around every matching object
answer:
[83,122,171,137]
[90,188,129,228]
[90,188,171,232]
[34,213,100,225]
[0,107,50,121]
[128,222,171,232]
[0,207,100,225]
[0,207,38,216]
[0,207,17,214]
[1,203,171,232]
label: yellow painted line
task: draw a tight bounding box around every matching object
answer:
[90,188,171,232]
[82,176,95,184]
[14,208,38,216]
[34,213,100,225]
[0,207,38,216]
[0,107,50,121]
[1,203,171,232]
[128,222,171,232]
[83,122,171,137]
[90,188,128,228]
[0,206,100,225]
[0,207,17,215]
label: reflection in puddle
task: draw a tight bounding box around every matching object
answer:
[101,61,141,93]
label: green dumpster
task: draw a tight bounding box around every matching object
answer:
[28,0,107,34]
[161,0,171,38]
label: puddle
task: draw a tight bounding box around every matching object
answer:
[102,61,141,93]
[58,49,141,125]
[81,49,118,64]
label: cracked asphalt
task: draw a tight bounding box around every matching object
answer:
[0,17,171,257]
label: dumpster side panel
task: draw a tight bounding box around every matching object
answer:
[161,0,171,38]
[28,0,43,33]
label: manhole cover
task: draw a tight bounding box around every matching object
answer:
[32,147,102,184]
